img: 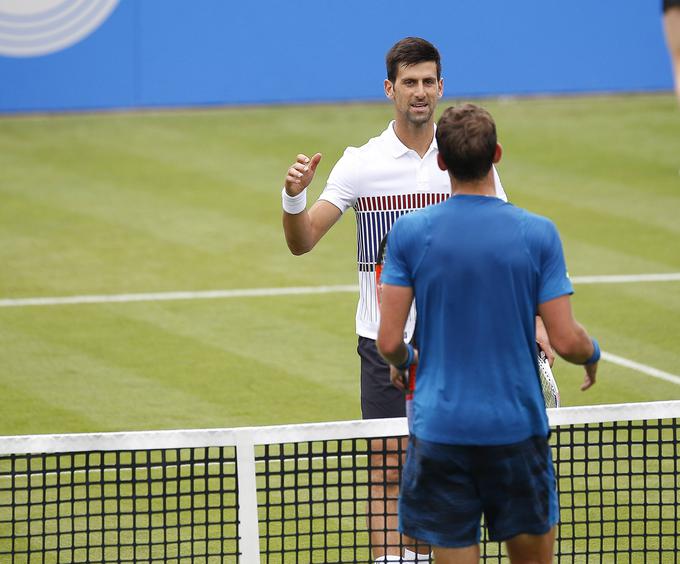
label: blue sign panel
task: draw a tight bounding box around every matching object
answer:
[0,0,673,113]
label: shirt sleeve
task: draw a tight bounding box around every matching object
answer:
[538,220,574,303]
[380,215,414,287]
[317,148,360,213]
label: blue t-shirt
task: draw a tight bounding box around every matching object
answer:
[381,195,573,445]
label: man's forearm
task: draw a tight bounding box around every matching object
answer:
[553,321,597,364]
[281,198,342,255]
[282,209,315,255]
[376,283,415,375]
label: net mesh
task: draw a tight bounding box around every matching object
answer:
[0,403,678,563]
[1,448,239,563]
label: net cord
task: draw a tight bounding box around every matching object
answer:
[1,399,679,562]
[0,401,679,456]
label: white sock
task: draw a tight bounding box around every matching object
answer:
[403,547,432,562]
[374,556,402,563]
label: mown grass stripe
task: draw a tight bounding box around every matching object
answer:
[1,274,679,308]
[601,351,680,386]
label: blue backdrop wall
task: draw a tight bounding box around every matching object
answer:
[0,0,673,113]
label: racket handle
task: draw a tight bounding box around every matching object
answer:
[405,364,416,400]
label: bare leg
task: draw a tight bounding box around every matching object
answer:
[663,7,680,104]
[368,437,404,559]
[432,544,480,564]
[367,436,430,561]
[505,526,556,564]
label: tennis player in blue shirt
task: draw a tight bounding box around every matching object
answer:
[377,103,599,564]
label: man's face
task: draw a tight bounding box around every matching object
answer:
[385,61,443,126]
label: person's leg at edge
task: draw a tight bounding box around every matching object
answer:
[664,6,680,103]
[505,527,556,564]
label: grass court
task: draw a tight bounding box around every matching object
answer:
[1,92,679,562]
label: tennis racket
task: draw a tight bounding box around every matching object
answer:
[375,234,388,306]
[376,234,416,399]
[537,344,560,408]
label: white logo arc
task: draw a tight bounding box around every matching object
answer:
[0,0,119,57]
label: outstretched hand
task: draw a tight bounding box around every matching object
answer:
[284,153,322,196]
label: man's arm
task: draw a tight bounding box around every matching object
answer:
[376,283,415,390]
[537,295,599,391]
[283,200,342,255]
[282,152,342,254]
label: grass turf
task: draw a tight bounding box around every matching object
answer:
[0,93,679,438]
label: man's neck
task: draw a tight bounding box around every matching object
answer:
[393,119,435,158]
[450,170,496,197]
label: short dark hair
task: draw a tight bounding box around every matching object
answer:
[386,37,441,83]
[436,104,497,182]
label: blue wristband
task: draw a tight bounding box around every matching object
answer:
[584,338,600,365]
[395,343,415,371]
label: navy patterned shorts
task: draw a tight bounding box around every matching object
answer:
[399,434,559,548]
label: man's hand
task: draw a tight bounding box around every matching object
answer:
[537,339,555,367]
[390,366,407,391]
[581,362,597,391]
[284,153,322,196]
[535,316,555,367]
[389,349,418,392]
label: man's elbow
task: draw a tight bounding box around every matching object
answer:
[286,239,313,256]
[287,243,310,256]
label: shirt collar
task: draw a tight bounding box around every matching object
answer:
[385,120,439,159]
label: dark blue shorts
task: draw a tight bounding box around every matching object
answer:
[399,434,559,548]
[358,336,407,419]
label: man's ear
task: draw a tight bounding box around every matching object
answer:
[438,77,444,98]
[493,143,503,164]
[384,79,394,99]
[437,153,448,171]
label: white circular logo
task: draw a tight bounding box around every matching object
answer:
[0,0,119,57]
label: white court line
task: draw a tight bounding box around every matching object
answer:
[601,352,680,386]
[0,285,358,308]
[571,273,680,284]
[0,273,679,308]
[1,274,679,386]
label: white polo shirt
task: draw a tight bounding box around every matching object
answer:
[318,121,506,341]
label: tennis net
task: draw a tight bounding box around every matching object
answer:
[0,400,678,563]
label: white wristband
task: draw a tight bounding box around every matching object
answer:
[282,187,307,214]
